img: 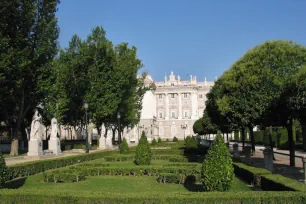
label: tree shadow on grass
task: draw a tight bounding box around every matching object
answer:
[183,175,203,192]
[3,177,27,189]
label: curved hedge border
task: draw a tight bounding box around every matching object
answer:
[0,190,305,203]
[233,162,306,191]
[43,170,86,183]
[7,150,118,180]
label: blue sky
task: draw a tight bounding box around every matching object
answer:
[56,0,306,82]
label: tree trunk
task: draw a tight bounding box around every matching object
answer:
[249,126,255,155]
[226,133,229,145]
[269,126,276,161]
[286,119,295,167]
[241,128,245,150]
[301,121,306,152]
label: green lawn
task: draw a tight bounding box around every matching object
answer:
[5,173,251,193]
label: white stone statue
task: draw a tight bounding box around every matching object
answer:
[30,110,42,139]
[48,117,62,155]
[50,118,58,139]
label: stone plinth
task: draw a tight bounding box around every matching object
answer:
[48,137,61,155]
[106,137,113,149]
[27,138,43,156]
[233,143,240,159]
[244,146,252,164]
[263,147,274,172]
[99,136,106,150]
[302,156,306,183]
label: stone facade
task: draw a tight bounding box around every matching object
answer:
[126,72,214,142]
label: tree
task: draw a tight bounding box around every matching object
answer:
[201,131,234,191]
[135,131,152,165]
[0,0,60,155]
[193,118,204,135]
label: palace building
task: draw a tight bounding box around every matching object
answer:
[125,71,214,143]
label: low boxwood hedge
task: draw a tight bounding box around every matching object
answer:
[233,162,306,192]
[233,162,271,187]
[104,154,187,162]
[261,174,306,191]
[66,166,200,177]
[157,173,182,184]
[7,150,118,180]
[0,190,305,203]
[43,170,86,183]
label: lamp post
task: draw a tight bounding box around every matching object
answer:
[181,124,188,140]
[117,112,121,144]
[84,102,89,153]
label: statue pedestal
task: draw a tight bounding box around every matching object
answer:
[48,137,61,155]
[27,138,43,156]
[99,137,106,150]
[106,137,113,149]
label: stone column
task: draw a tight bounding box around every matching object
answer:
[191,92,198,119]
[178,93,182,119]
[233,143,240,159]
[165,93,169,120]
[302,156,306,183]
[263,147,274,172]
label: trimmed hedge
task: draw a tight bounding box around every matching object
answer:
[157,173,181,184]
[261,174,306,191]
[0,190,305,203]
[7,150,118,180]
[43,171,86,183]
[169,157,188,163]
[104,154,187,162]
[233,162,306,191]
[0,153,8,188]
[233,162,271,187]
[65,166,200,177]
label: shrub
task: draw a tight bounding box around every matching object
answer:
[173,137,179,142]
[166,138,169,142]
[185,136,198,151]
[134,131,152,165]
[119,138,129,154]
[151,138,157,146]
[0,153,8,188]
[201,131,234,191]
[7,149,118,180]
[158,137,162,144]
[43,171,86,183]
[157,173,182,184]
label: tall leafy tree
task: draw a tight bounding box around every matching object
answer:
[0,0,60,155]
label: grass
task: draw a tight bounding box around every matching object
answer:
[5,173,251,193]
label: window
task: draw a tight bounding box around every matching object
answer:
[159,112,163,119]
[158,94,163,99]
[171,126,177,135]
[171,111,176,118]
[183,93,187,98]
[184,111,188,118]
[199,94,203,99]
[171,93,175,98]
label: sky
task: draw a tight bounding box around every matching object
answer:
[56,0,306,82]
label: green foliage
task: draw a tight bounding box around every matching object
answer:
[172,137,178,142]
[134,132,152,165]
[0,153,8,188]
[166,138,169,142]
[193,118,204,135]
[185,136,198,150]
[202,132,234,191]
[43,171,86,183]
[119,138,129,154]
[158,137,162,144]
[157,173,182,184]
[7,150,118,180]
[151,138,157,146]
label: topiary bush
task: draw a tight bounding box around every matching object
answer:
[166,138,169,142]
[157,137,163,145]
[119,138,129,154]
[135,131,152,165]
[0,153,8,188]
[185,136,198,151]
[201,131,234,191]
[151,138,157,146]
[173,137,178,142]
